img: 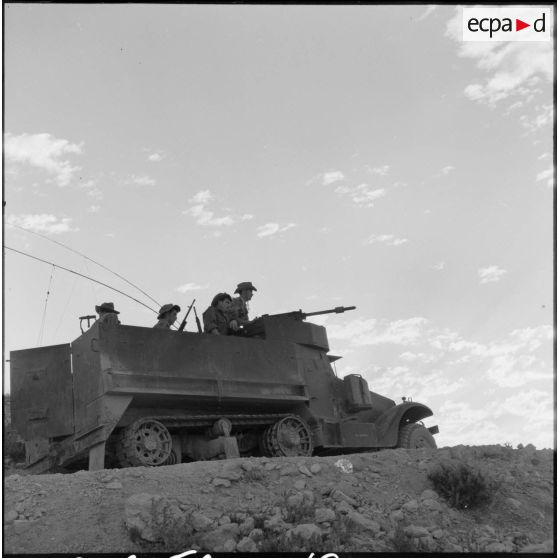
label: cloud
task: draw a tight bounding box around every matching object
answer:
[536,167,553,188]
[176,282,209,294]
[6,213,78,234]
[257,222,296,238]
[432,262,445,271]
[445,8,553,108]
[335,184,386,208]
[365,165,390,176]
[4,132,83,187]
[148,152,163,162]
[440,165,455,175]
[519,104,553,133]
[478,265,507,284]
[126,175,156,186]
[187,204,234,226]
[327,317,429,347]
[183,189,251,227]
[321,171,345,185]
[87,205,100,213]
[366,233,408,246]
[192,190,213,204]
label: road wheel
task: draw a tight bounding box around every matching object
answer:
[116,418,172,467]
[398,423,437,449]
[260,415,313,457]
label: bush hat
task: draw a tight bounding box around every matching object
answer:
[234,281,257,294]
[211,293,232,307]
[157,303,181,320]
[95,302,120,314]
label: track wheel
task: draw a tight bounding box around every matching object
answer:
[398,423,437,449]
[116,418,172,467]
[261,415,313,457]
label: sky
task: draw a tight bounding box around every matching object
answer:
[3,4,555,449]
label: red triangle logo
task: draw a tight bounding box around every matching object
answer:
[516,18,530,31]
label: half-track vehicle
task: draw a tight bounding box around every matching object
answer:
[10,306,438,473]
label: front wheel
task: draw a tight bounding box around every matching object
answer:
[398,423,437,449]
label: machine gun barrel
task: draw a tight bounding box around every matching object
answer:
[304,306,356,318]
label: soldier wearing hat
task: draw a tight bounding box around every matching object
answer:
[230,281,257,327]
[154,303,181,329]
[95,302,121,326]
[202,293,239,335]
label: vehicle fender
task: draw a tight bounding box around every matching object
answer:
[375,402,434,447]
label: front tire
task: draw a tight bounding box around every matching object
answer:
[398,423,437,449]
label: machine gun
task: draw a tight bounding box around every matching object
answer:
[263,305,356,322]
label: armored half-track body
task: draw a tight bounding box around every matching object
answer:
[10,307,438,472]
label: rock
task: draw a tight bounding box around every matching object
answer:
[420,489,438,500]
[237,536,258,552]
[422,498,442,511]
[347,511,381,534]
[299,465,313,477]
[249,528,264,542]
[15,502,25,514]
[212,478,231,488]
[241,460,256,472]
[239,517,255,536]
[13,519,39,535]
[403,525,430,538]
[294,480,306,491]
[335,500,354,515]
[315,508,336,523]
[125,493,161,542]
[389,510,404,522]
[334,458,353,473]
[220,469,242,481]
[198,523,240,549]
[332,489,358,507]
[280,464,297,476]
[264,462,277,471]
[432,529,444,539]
[218,515,231,525]
[4,510,18,524]
[223,539,237,552]
[310,464,322,474]
[402,499,419,512]
[191,511,214,531]
[105,480,123,489]
[288,523,323,542]
[286,493,304,509]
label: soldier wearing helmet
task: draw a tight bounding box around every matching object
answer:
[154,304,181,329]
[230,281,257,327]
[203,293,238,335]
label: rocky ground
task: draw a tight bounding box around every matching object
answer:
[3,444,555,554]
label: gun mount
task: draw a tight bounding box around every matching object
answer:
[10,303,438,473]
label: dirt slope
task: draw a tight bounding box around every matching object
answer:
[3,445,555,554]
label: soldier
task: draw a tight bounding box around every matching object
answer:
[154,304,181,329]
[95,302,121,326]
[230,281,257,327]
[203,293,238,335]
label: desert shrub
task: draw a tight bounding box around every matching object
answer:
[390,523,422,553]
[260,529,323,552]
[322,515,357,549]
[427,460,499,509]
